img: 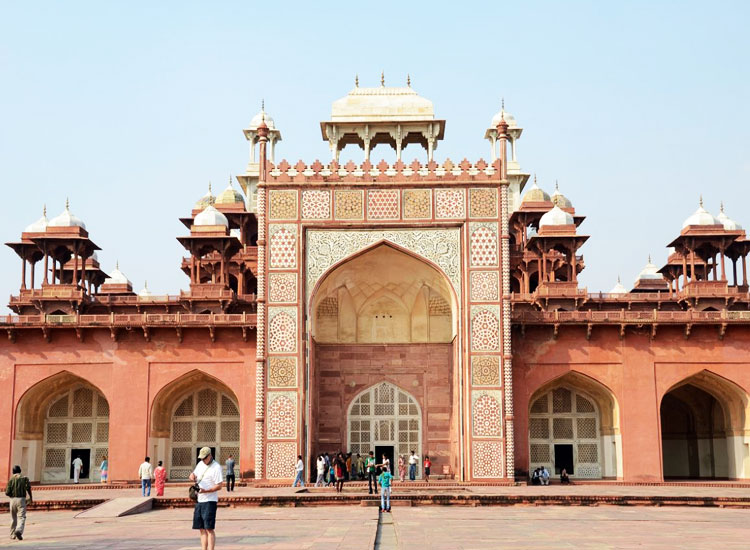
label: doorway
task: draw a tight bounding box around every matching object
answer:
[554,444,573,475]
[70,448,91,480]
[376,445,395,474]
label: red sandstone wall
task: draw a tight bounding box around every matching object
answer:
[0,328,257,482]
[513,325,750,481]
[312,342,455,475]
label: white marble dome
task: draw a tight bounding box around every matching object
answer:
[250,109,276,130]
[636,257,662,281]
[138,282,152,298]
[104,264,131,286]
[682,204,719,229]
[24,210,48,233]
[194,205,228,227]
[522,179,551,203]
[48,203,86,229]
[490,108,518,129]
[539,205,574,227]
[551,184,573,209]
[717,206,742,231]
[609,278,627,294]
[195,185,215,209]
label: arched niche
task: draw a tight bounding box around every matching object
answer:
[660,370,750,479]
[311,243,456,344]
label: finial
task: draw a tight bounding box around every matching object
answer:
[648,254,652,264]
[699,195,703,208]
[502,97,505,110]
[407,74,411,87]
[116,260,119,270]
[555,180,559,192]
[144,280,148,289]
[208,181,212,194]
[229,173,232,187]
[533,173,537,186]
[720,201,725,213]
[355,74,359,87]
[65,197,69,210]
[381,71,385,86]
[261,98,265,112]
[43,204,47,217]
[617,275,621,284]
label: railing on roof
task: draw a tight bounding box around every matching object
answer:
[513,309,747,324]
[0,312,257,328]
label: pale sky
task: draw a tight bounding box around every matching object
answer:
[1,1,748,310]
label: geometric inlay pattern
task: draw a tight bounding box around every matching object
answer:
[268,273,297,303]
[469,222,498,267]
[266,441,297,479]
[367,189,400,220]
[301,190,331,220]
[306,228,461,300]
[403,189,431,219]
[472,440,504,478]
[472,356,501,386]
[268,307,297,353]
[470,305,500,351]
[470,271,499,302]
[268,190,298,220]
[470,188,498,218]
[334,190,364,220]
[269,224,297,269]
[435,189,465,219]
[472,390,503,437]
[268,357,297,388]
[267,392,297,439]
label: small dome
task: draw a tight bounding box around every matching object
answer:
[24,209,48,232]
[215,182,244,205]
[138,281,152,298]
[682,201,719,228]
[194,205,228,227]
[48,201,86,229]
[104,263,131,286]
[490,108,518,129]
[195,184,215,209]
[539,205,574,227]
[717,204,742,231]
[551,183,573,209]
[250,108,276,130]
[521,177,551,203]
[636,257,662,281]
[609,278,627,294]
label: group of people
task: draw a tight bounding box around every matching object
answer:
[530,466,570,485]
[135,454,237,498]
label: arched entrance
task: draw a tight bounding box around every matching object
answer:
[528,373,621,479]
[347,382,421,474]
[308,242,458,477]
[660,371,750,479]
[150,371,241,480]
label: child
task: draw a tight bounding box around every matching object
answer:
[423,455,432,483]
[378,465,393,512]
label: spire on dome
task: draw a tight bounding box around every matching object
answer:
[699,195,703,207]
[43,204,47,217]
[355,74,359,87]
[381,70,385,86]
[407,74,411,87]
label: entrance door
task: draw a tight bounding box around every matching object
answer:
[375,446,395,474]
[70,448,91,480]
[554,444,574,475]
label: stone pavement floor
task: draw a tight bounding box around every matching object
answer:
[2,504,750,549]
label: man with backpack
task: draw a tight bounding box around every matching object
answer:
[5,465,32,541]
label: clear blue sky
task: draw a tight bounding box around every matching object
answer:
[1,1,748,309]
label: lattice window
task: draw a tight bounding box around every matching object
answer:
[72,422,92,443]
[553,418,574,439]
[172,421,192,442]
[72,388,94,417]
[221,395,239,416]
[552,388,572,413]
[577,443,599,463]
[97,394,110,417]
[45,448,66,468]
[197,389,218,416]
[529,418,549,439]
[221,421,240,441]
[197,421,216,442]
[94,447,108,466]
[530,444,550,462]
[46,423,68,444]
[96,422,109,443]
[49,396,69,417]
[220,446,239,463]
[576,395,595,413]
[174,395,193,416]
[171,446,192,467]
[577,417,597,439]
[530,396,548,414]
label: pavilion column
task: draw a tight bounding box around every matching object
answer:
[191,256,196,284]
[541,251,547,283]
[743,255,748,287]
[570,246,577,282]
[681,255,688,287]
[21,259,26,290]
[689,251,696,282]
[30,261,35,289]
[43,247,49,285]
[537,256,543,290]
[720,248,727,281]
[73,245,80,287]
[732,258,738,287]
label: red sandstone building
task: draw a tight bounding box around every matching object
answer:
[2,83,749,484]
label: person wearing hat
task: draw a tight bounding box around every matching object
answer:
[189,447,223,550]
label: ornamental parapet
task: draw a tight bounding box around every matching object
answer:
[513,309,750,324]
[264,158,500,185]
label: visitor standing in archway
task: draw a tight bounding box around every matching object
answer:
[409,450,420,481]
[366,451,378,494]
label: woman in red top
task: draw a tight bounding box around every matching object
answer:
[423,456,432,483]
[334,453,346,493]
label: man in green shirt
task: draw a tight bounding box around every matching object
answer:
[5,465,32,540]
[366,451,378,495]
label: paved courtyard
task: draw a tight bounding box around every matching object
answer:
[2,504,749,549]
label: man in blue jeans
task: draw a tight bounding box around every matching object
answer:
[408,451,419,481]
[378,466,393,512]
[138,456,153,496]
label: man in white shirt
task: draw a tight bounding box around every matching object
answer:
[138,456,153,497]
[315,455,326,487]
[408,451,420,481]
[293,455,305,487]
[72,456,83,484]
[189,447,223,550]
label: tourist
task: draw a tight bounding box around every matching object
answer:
[541,466,550,486]
[398,455,406,482]
[328,458,335,487]
[560,468,570,485]
[408,450,419,481]
[72,455,83,484]
[189,447,223,550]
[138,456,153,496]
[5,465,32,541]
[366,451,378,495]
[324,453,331,485]
[99,455,108,484]
[423,455,432,483]
[346,452,352,481]
[334,452,346,493]
[378,463,393,513]
[315,455,326,487]
[154,460,167,496]
[531,467,541,485]
[381,453,391,473]
[356,453,364,479]
[225,454,236,492]
[293,455,305,487]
